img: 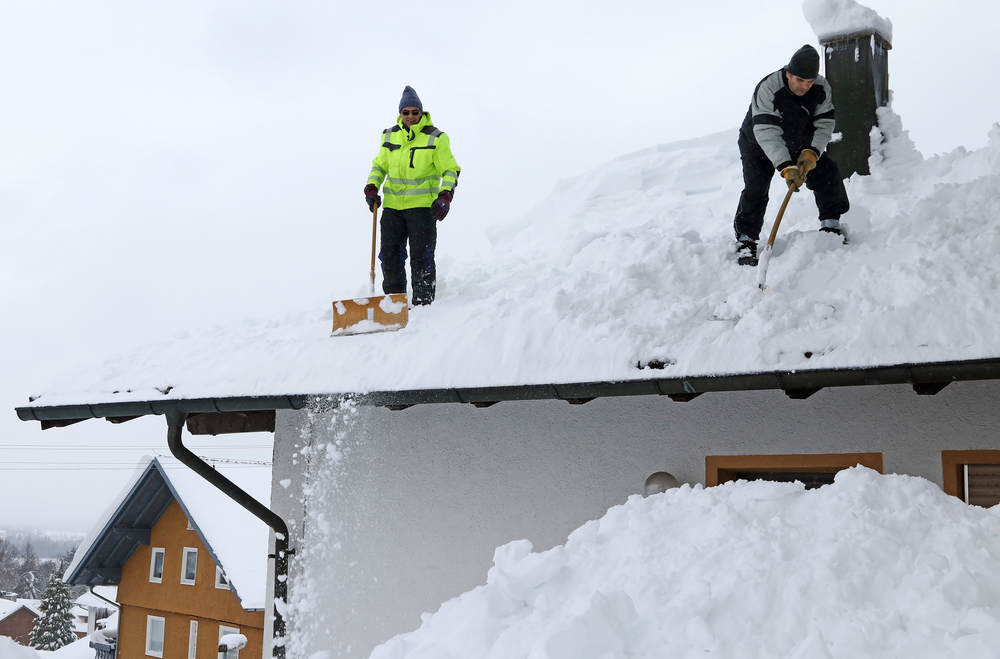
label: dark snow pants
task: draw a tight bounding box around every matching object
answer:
[733,132,850,241]
[379,207,437,306]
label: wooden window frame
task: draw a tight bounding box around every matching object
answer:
[181,547,198,585]
[146,615,165,658]
[706,452,883,487]
[942,450,1000,501]
[149,547,165,583]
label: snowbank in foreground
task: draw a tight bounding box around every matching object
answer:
[0,635,97,659]
[0,638,41,659]
[370,468,1000,659]
[39,635,98,659]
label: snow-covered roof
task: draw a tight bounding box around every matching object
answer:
[16,109,1000,411]
[370,468,1000,658]
[72,587,117,610]
[0,599,38,623]
[65,456,271,610]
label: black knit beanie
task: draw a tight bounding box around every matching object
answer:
[787,44,820,79]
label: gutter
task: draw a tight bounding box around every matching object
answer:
[87,586,120,610]
[16,357,1000,424]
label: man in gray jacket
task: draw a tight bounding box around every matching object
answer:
[734,44,850,265]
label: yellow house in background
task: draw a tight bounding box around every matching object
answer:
[65,457,271,659]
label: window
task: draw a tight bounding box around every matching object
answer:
[215,566,230,590]
[943,450,1000,507]
[181,547,198,585]
[149,548,165,583]
[706,453,883,488]
[187,518,195,531]
[188,621,198,659]
[146,615,165,658]
[218,625,240,659]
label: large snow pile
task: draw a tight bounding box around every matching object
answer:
[802,0,893,43]
[26,107,1000,407]
[0,635,97,659]
[370,468,1000,659]
[0,638,41,659]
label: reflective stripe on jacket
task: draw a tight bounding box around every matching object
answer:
[739,68,836,171]
[366,112,461,210]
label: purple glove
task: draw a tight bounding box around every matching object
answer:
[431,190,453,221]
[364,184,381,212]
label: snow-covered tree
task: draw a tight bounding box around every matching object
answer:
[59,547,87,599]
[0,538,17,592]
[29,567,76,651]
[17,540,44,598]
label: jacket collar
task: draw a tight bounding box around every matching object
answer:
[397,112,433,139]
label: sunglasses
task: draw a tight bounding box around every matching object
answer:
[400,110,422,116]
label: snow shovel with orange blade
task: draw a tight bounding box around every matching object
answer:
[331,203,408,336]
[757,181,799,292]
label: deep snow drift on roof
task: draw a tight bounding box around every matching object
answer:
[26,108,1000,407]
[369,467,1000,659]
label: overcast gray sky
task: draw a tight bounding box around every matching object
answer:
[2,0,998,533]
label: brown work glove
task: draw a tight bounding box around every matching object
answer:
[796,150,818,179]
[781,166,805,190]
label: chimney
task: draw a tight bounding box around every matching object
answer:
[820,31,892,177]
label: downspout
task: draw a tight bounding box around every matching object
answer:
[165,409,291,659]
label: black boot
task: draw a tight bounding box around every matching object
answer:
[819,218,848,244]
[819,218,842,235]
[736,236,758,267]
[410,243,436,306]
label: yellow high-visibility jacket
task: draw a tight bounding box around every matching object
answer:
[367,112,460,210]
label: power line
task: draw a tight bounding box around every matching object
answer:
[0,464,270,471]
[0,454,271,471]
[0,460,271,466]
[0,444,272,451]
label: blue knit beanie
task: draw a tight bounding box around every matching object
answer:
[398,86,423,112]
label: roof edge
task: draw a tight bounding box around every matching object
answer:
[65,459,162,585]
[16,357,1000,424]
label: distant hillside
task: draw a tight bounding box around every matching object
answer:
[0,530,85,559]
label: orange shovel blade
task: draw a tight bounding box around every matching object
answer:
[331,293,409,336]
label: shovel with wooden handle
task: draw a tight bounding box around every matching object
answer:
[756,181,799,292]
[331,203,409,335]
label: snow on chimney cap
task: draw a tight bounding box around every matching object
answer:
[802,0,893,45]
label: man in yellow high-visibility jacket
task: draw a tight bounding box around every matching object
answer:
[364,86,461,306]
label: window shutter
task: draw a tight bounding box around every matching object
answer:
[965,464,1000,507]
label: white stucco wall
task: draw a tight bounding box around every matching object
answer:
[269,380,1000,659]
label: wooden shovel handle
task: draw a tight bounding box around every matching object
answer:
[370,202,378,296]
[766,183,798,249]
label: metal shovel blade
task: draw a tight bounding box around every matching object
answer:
[757,245,773,292]
[331,293,409,336]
